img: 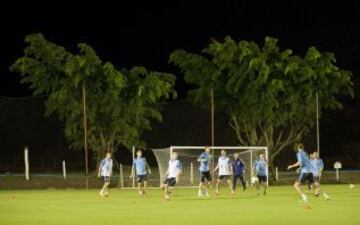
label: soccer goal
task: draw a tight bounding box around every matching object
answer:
[152,146,269,188]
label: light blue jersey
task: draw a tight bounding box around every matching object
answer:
[310,158,324,176]
[253,159,267,176]
[198,152,211,172]
[297,150,311,173]
[133,157,147,175]
[100,158,113,177]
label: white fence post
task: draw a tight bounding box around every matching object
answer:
[120,163,124,188]
[132,146,135,188]
[24,146,30,181]
[275,166,278,181]
[190,162,194,184]
[250,149,253,187]
[336,169,340,181]
[62,160,67,180]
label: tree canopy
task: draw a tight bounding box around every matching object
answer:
[11,33,176,160]
[170,36,353,175]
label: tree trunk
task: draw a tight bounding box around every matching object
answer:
[229,116,305,182]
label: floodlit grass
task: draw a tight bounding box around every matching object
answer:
[0,185,359,225]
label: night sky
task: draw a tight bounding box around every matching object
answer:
[1,0,359,98]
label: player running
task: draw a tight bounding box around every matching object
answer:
[252,152,268,195]
[213,150,234,196]
[232,152,246,191]
[98,152,113,197]
[287,143,314,203]
[130,149,152,197]
[197,146,212,197]
[310,152,330,200]
[162,151,182,201]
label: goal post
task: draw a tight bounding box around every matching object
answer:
[152,146,269,188]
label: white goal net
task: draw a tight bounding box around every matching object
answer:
[152,146,268,187]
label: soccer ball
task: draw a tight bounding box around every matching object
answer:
[349,184,355,189]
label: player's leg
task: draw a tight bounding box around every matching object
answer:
[232,175,237,191]
[137,182,143,196]
[198,172,205,197]
[239,174,246,191]
[215,177,221,195]
[313,175,330,200]
[262,176,267,195]
[204,172,211,197]
[294,173,308,202]
[162,180,170,200]
[256,176,261,195]
[103,181,110,196]
[99,177,105,196]
[226,177,234,195]
[143,179,148,196]
[165,178,176,200]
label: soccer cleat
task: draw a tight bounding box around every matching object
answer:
[301,194,308,203]
[198,190,204,197]
[99,191,105,197]
[164,195,170,201]
[215,190,219,196]
[205,191,210,197]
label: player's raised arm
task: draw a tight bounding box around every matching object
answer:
[287,161,300,170]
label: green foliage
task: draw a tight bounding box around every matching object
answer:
[11,33,176,159]
[170,36,353,173]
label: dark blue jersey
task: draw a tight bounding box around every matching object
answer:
[232,158,245,175]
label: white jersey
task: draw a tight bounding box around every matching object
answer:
[167,159,182,178]
[100,158,113,177]
[218,156,231,176]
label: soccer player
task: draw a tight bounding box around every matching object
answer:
[98,152,113,197]
[213,150,234,196]
[197,146,212,197]
[162,151,182,200]
[252,152,268,195]
[310,152,330,200]
[232,152,246,191]
[130,149,152,197]
[287,143,313,203]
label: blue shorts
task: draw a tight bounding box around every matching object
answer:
[257,175,267,184]
[298,173,314,184]
[200,171,212,182]
[164,177,176,186]
[137,175,147,183]
[102,176,110,183]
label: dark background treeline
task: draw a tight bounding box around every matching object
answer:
[0,96,359,174]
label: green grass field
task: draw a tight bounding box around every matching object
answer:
[1,185,359,225]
